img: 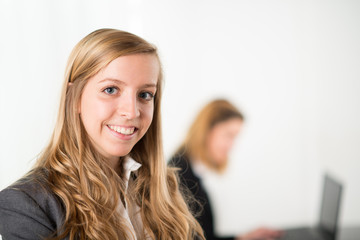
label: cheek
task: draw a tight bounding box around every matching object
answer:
[141,103,154,127]
[207,134,220,155]
[211,136,231,156]
[80,97,114,130]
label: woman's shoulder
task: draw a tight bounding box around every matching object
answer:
[1,168,54,205]
[0,168,65,239]
[168,151,200,182]
[168,151,190,169]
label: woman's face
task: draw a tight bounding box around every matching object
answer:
[206,118,243,166]
[79,54,159,165]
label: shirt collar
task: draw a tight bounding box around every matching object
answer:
[123,156,142,190]
[192,159,213,178]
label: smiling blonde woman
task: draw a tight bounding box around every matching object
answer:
[0,29,204,240]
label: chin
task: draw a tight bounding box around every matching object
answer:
[108,142,137,156]
[113,150,132,158]
[101,146,130,158]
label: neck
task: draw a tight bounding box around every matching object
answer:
[107,156,122,173]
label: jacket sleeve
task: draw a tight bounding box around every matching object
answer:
[0,187,55,240]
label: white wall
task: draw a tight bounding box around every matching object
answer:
[1,0,359,236]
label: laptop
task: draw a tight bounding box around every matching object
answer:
[279,173,343,240]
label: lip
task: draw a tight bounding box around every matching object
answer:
[106,124,138,140]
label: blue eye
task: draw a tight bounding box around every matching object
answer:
[104,87,118,95]
[139,92,154,101]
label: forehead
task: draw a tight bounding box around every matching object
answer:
[214,118,243,130]
[96,54,160,82]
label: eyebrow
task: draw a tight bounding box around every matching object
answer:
[98,78,157,88]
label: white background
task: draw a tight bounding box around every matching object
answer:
[0,0,359,236]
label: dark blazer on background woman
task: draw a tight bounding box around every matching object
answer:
[169,152,234,240]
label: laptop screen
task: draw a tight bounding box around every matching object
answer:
[319,174,343,234]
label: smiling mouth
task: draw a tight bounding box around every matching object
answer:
[107,125,137,135]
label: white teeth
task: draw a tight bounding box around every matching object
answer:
[109,125,135,135]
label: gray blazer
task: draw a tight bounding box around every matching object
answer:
[0,169,68,240]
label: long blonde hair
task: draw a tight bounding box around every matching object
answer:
[179,99,244,172]
[33,29,204,240]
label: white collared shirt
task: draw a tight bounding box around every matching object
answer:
[192,159,213,179]
[117,157,151,240]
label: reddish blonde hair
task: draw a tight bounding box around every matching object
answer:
[180,99,244,172]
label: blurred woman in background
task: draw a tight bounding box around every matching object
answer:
[169,99,282,240]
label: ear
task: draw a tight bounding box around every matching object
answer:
[78,98,81,114]
[68,82,82,114]
[67,82,80,113]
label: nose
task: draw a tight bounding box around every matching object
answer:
[117,92,140,119]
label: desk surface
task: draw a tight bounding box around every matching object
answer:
[338,226,360,240]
